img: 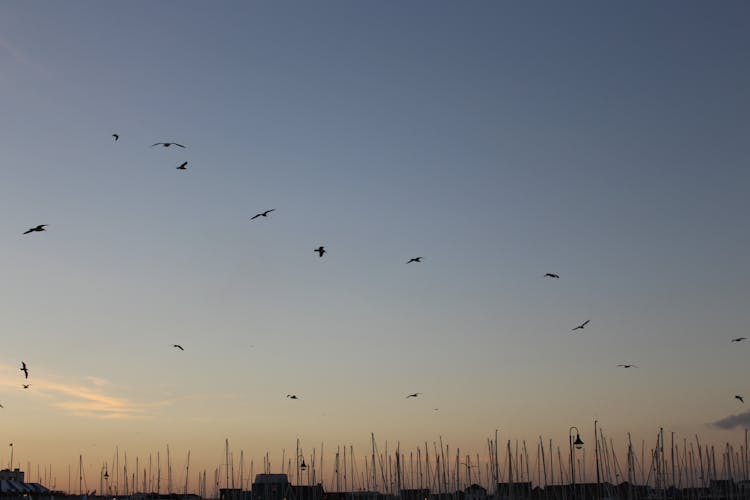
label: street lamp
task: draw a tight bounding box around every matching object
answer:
[103,465,110,498]
[569,427,584,495]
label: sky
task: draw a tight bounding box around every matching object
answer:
[1,0,750,493]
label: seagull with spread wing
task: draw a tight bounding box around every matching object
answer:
[23,225,47,235]
[406,393,421,399]
[736,395,745,403]
[617,364,638,368]
[544,273,560,279]
[172,344,184,351]
[151,142,185,148]
[406,257,423,264]
[731,337,747,343]
[251,209,275,220]
[571,320,590,332]
[20,362,28,379]
[315,246,326,258]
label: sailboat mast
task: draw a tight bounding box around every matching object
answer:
[494,431,499,495]
[225,439,230,490]
[371,434,377,492]
[184,450,191,496]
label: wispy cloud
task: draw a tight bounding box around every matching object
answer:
[711,411,750,430]
[42,381,148,419]
[86,376,110,387]
[0,363,238,420]
[0,364,157,420]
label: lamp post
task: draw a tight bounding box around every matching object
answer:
[299,455,308,486]
[569,427,584,496]
[103,465,110,498]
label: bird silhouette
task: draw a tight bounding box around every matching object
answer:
[406,393,421,399]
[150,142,185,148]
[112,134,119,141]
[571,320,590,332]
[406,257,423,264]
[736,395,745,403]
[20,362,28,379]
[731,337,747,343]
[617,364,638,368]
[22,384,30,389]
[23,225,47,235]
[286,394,299,400]
[251,209,275,220]
[176,162,187,170]
[544,273,560,279]
[172,344,184,351]
[315,246,326,258]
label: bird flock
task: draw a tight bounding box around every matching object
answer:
[12,133,748,411]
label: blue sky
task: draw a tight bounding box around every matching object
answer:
[1,0,749,490]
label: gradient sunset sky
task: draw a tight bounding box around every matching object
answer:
[1,0,750,492]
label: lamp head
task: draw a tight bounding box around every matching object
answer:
[573,434,584,449]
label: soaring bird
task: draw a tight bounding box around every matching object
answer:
[172,344,184,351]
[314,246,326,258]
[150,142,185,148]
[617,364,638,368]
[544,273,560,279]
[22,384,30,389]
[20,362,28,379]
[406,393,421,399]
[112,134,119,141]
[406,257,423,264]
[286,394,299,400]
[731,337,747,343]
[23,225,47,235]
[251,209,275,220]
[571,320,590,332]
[176,162,188,170]
[736,395,745,403]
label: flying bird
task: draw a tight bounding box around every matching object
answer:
[251,209,275,220]
[406,393,421,399]
[406,257,423,264]
[176,162,188,170]
[617,364,638,368]
[20,362,28,379]
[736,395,745,403]
[150,142,185,148]
[172,344,184,351]
[22,384,30,389]
[286,394,299,400]
[571,320,590,332]
[731,337,747,343]
[544,273,560,279]
[23,224,47,235]
[112,134,119,141]
[315,246,326,257]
